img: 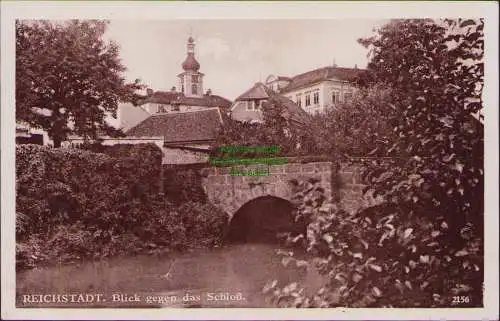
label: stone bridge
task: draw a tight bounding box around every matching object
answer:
[200,161,378,220]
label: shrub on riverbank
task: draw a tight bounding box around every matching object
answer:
[264,178,483,307]
[16,144,227,270]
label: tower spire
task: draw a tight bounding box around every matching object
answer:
[182,36,199,71]
[179,35,203,97]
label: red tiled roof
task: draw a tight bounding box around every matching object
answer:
[126,109,223,144]
[280,66,365,93]
[139,91,232,109]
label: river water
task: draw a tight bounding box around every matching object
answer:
[17,244,325,308]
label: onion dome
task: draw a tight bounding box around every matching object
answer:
[182,54,200,71]
[182,36,200,71]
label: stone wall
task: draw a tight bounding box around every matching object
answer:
[200,160,382,219]
[200,162,333,219]
[337,162,383,214]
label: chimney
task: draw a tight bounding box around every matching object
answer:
[205,89,212,96]
[354,64,358,69]
[171,86,176,92]
[146,88,154,96]
[332,58,338,68]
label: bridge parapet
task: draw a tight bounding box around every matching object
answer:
[199,160,383,220]
[200,162,335,219]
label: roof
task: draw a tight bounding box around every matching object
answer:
[138,91,232,109]
[234,82,308,125]
[280,66,365,93]
[126,108,223,144]
[235,83,271,101]
[265,75,291,83]
[182,53,200,71]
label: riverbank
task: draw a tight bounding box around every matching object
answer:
[16,244,324,308]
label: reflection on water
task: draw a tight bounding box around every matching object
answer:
[17,244,324,308]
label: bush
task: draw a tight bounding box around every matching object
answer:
[163,166,208,204]
[264,178,483,307]
[16,144,227,269]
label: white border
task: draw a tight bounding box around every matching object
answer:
[1,1,498,320]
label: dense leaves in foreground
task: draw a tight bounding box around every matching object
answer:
[264,18,484,308]
[16,144,227,269]
[264,179,482,307]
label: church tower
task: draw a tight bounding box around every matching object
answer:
[178,37,204,97]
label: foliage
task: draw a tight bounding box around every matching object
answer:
[16,20,144,147]
[265,18,484,308]
[215,87,395,159]
[358,17,484,283]
[309,84,397,157]
[264,178,482,307]
[163,166,208,205]
[16,144,227,269]
[214,97,314,157]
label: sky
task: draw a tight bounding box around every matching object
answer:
[104,19,388,101]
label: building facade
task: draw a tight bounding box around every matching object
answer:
[230,82,308,126]
[265,66,364,115]
[125,108,224,164]
[117,37,232,131]
[66,37,231,165]
[16,121,52,146]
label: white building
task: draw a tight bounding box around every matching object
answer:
[16,121,52,146]
[66,37,231,165]
[265,65,364,115]
[117,36,232,131]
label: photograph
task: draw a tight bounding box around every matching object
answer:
[1,1,498,320]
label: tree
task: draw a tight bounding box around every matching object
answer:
[16,20,144,147]
[354,18,484,306]
[214,97,312,157]
[358,18,484,240]
[265,18,484,308]
[309,84,397,158]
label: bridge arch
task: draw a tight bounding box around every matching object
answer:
[224,195,305,244]
[200,162,337,220]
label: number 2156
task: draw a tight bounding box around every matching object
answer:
[452,296,470,304]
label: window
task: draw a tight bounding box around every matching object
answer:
[157,104,166,113]
[171,104,180,111]
[246,100,255,110]
[332,91,340,104]
[296,94,302,108]
[305,94,311,107]
[313,91,320,105]
[192,84,198,95]
[192,75,199,83]
[344,92,353,102]
[246,100,263,110]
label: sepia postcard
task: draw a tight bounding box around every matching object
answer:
[1,1,499,320]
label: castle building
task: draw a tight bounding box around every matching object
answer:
[229,65,365,125]
[265,65,365,115]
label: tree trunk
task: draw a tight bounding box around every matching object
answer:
[53,137,61,148]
